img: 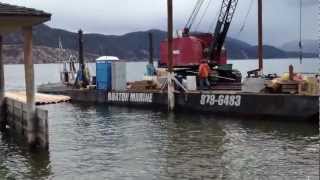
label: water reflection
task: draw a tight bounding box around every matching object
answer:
[239,118,318,138]
[0,132,51,180]
[219,118,319,179]
[161,113,227,179]
[0,103,318,179]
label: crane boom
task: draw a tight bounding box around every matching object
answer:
[209,0,238,62]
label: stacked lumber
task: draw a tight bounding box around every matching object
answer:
[265,75,319,95]
[211,82,242,91]
[127,80,158,91]
[278,81,299,94]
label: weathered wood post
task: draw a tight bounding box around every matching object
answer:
[258,0,263,73]
[0,35,5,130]
[23,26,36,146]
[167,0,175,111]
[78,29,84,77]
[148,32,154,65]
[78,29,89,87]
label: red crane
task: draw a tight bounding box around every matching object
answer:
[159,0,241,84]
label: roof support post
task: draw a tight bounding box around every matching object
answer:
[0,35,5,130]
[23,26,36,146]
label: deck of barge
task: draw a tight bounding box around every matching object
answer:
[38,83,319,120]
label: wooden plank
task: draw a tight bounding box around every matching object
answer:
[5,91,71,105]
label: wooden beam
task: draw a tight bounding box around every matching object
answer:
[0,35,5,130]
[23,26,36,145]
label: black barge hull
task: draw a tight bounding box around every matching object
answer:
[38,85,319,120]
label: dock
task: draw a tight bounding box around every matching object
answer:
[1,91,70,149]
[5,91,71,105]
[0,3,52,149]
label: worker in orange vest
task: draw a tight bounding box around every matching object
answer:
[199,59,210,90]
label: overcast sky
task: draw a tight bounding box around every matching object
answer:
[2,0,318,46]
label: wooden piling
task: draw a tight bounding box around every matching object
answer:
[23,26,36,146]
[289,65,294,81]
[78,29,89,87]
[258,0,263,72]
[167,0,175,111]
[78,29,84,74]
[167,0,173,74]
[148,32,154,64]
[0,35,5,130]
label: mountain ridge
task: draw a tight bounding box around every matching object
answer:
[281,40,318,54]
[2,24,317,64]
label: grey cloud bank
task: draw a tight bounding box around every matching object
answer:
[1,0,318,46]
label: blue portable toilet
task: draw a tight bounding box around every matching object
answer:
[96,56,119,90]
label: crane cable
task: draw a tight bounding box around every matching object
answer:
[208,3,222,33]
[299,0,303,64]
[235,0,254,37]
[190,0,205,29]
[185,0,202,28]
[185,0,205,30]
[195,0,214,31]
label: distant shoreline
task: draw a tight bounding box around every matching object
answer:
[3,57,318,65]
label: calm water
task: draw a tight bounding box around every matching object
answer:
[0,59,319,179]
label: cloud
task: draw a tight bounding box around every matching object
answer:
[1,0,317,46]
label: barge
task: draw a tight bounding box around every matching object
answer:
[37,0,319,122]
[38,83,319,121]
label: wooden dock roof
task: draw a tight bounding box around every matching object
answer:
[0,3,51,33]
[0,3,52,148]
[0,3,51,17]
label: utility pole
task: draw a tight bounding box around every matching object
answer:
[167,0,175,111]
[258,0,263,73]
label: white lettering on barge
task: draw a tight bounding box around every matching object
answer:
[108,92,153,103]
[200,94,241,107]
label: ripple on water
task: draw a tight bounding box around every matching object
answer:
[0,103,319,179]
